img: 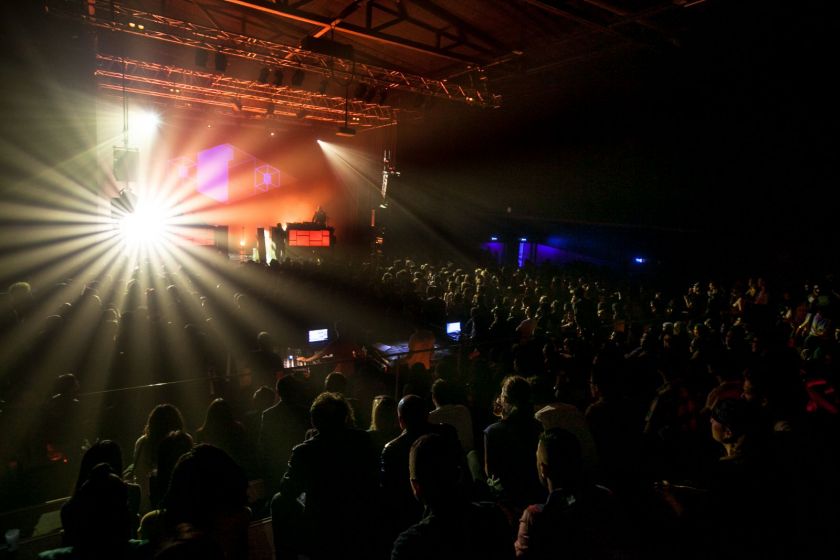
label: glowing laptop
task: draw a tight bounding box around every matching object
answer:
[445,321,461,342]
[308,328,329,344]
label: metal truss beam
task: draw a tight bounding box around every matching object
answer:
[50,1,500,108]
[95,54,404,130]
[222,0,498,64]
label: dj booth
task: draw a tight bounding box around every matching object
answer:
[281,222,335,248]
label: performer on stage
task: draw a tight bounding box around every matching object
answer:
[312,205,327,227]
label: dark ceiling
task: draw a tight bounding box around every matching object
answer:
[36,0,722,126]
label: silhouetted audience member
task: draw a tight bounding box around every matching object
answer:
[534,386,599,477]
[258,376,309,496]
[514,429,629,559]
[382,395,462,538]
[148,431,194,510]
[429,379,475,453]
[585,363,642,489]
[693,398,794,559]
[157,445,250,560]
[484,376,545,513]
[401,362,433,402]
[248,332,284,390]
[368,395,400,454]
[131,404,186,512]
[61,441,141,547]
[242,385,275,454]
[42,463,151,560]
[39,374,87,464]
[271,392,379,560]
[323,371,364,427]
[139,431,195,551]
[643,356,701,478]
[391,433,514,560]
[195,398,248,471]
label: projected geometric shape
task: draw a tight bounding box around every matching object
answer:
[166,157,195,177]
[196,144,257,203]
[255,164,280,193]
[167,156,196,190]
[197,144,233,203]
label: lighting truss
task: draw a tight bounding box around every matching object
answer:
[51,0,501,109]
[95,54,402,129]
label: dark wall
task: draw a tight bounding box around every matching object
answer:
[390,0,840,271]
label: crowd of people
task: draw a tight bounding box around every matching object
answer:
[1,251,839,559]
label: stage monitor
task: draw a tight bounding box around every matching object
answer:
[308,328,329,343]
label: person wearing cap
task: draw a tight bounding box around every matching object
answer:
[709,398,761,459]
[702,398,795,560]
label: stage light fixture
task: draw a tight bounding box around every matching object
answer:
[117,199,171,248]
[135,110,160,129]
[258,66,270,83]
[318,78,329,95]
[110,188,137,217]
[336,126,356,137]
[363,86,377,103]
[231,98,243,112]
[353,82,368,99]
[291,69,305,87]
[128,109,160,143]
[271,69,284,86]
[214,52,228,72]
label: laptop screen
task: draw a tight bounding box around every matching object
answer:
[446,321,461,336]
[308,328,329,343]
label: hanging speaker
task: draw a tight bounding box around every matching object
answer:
[195,49,208,68]
[113,147,139,182]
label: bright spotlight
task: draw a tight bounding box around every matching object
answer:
[117,199,171,248]
[128,109,161,142]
